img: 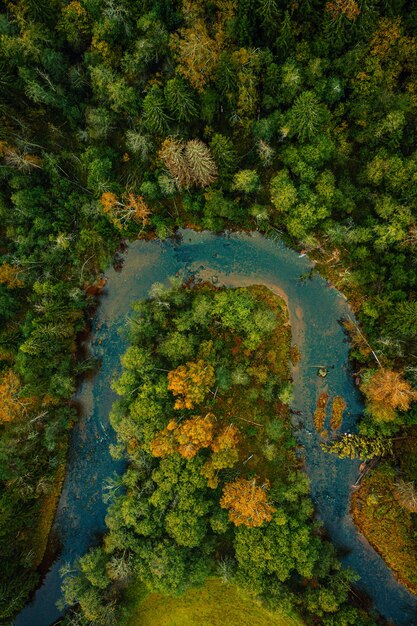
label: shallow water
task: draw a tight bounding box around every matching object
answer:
[15,230,417,626]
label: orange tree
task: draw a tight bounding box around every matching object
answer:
[220,478,276,527]
[167,359,215,409]
[361,368,417,422]
[0,370,35,424]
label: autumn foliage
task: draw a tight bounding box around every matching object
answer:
[150,414,214,460]
[314,392,329,432]
[100,192,150,230]
[362,369,417,421]
[330,396,346,430]
[220,478,276,527]
[0,370,34,423]
[151,414,240,487]
[158,138,218,189]
[0,263,24,288]
[325,0,360,21]
[167,359,215,409]
[176,414,215,458]
[393,480,417,513]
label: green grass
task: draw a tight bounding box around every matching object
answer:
[121,578,303,626]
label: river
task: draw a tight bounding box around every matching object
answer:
[15,230,417,626]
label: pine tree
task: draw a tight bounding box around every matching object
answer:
[386,301,417,339]
[142,87,170,134]
[164,77,197,122]
[289,91,328,142]
[210,134,237,179]
[184,139,218,187]
[158,138,191,189]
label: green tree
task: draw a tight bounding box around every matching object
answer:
[164,77,197,122]
[142,87,171,135]
[289,92,329,142]
[232,169,260,194]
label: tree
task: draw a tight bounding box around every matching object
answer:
[170,19,223,92]
[58,1,92,47]
[209,134,238,179]
[386,301,417,338]
[0,264,24,289]
[232,170,260,194]
[164,77,197,122]
[0,370,34,423]
[220,478,276,527]
[270,169,297,212]
[202,424,240,487]
[176,414,215,459]
[167,359,215,409]
[361,369,417,421]
[325,0,360,22]
[159,139,217,189]
[322,434,393,460]
[184,140,218,188]
[158,138,191,189]
[150,421,177,458]
[142,87,170,134]
[393,480,417,513]
[100,192,150,230]
[289,92,329,142]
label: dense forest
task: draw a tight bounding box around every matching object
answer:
[59,283,375,625]
[1,0,417,622]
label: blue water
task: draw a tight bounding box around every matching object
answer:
[15,230,417,625]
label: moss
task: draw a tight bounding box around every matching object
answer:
[352,465,417,594]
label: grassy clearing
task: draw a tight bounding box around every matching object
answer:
[121,578,302,626]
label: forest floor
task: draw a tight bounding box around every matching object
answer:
[120,578,303,626]
[352,465,417,594]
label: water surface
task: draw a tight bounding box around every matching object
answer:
[16,230,417,626]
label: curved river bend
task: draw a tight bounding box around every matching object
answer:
[16,230,417,626]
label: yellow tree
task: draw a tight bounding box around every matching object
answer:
[0,263,24,288]
[330,396,346,430]
[0,370,34,423]
[170,19,223,92]
[362,369,417,421]
[220,478,276,527]
[150,420,177,458]
[176,414,215,459]
[325,0,360,21]
[167,359,215,409]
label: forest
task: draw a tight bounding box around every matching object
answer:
[0,0,417,623]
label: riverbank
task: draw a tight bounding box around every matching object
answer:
[352,465,417,595]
